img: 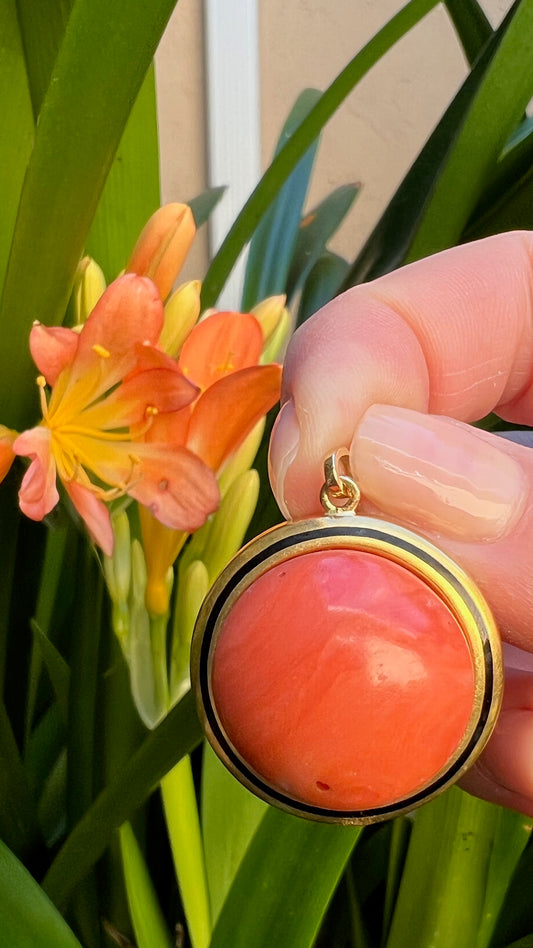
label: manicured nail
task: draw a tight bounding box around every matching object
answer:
[269,400,300,518]
[353,405,527,541]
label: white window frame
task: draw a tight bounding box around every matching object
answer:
[204,0,261,309]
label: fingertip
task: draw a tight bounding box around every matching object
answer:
[269,400,300,518]
[462,707,533,819]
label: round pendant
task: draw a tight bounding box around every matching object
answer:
[191,456,503,825]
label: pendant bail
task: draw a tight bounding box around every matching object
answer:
[320,448,361,514]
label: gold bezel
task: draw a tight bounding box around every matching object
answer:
[191,512,503,825]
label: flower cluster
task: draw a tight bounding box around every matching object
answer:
[0,203,284,568]
[0,203,286,727]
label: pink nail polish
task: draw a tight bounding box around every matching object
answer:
[353,405,527,541]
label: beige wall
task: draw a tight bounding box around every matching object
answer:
[156,1,512,282]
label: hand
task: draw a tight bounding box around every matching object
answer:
[269,232,533,816]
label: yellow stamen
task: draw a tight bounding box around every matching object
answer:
[92,343,111,358]
[37,376,49,420]
[216,350,235,375]
[58,424,136,442]
[65,453,143,503]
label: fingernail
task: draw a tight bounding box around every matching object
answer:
[269,400,300,518]
[353,405,527,541]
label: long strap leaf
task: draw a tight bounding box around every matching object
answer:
[444,0,493,64]
[200,0,439,309]
[0,838,82,947]
[42,689,203,909]
[0,1,33,299]
[210,807,361,948]
[0,0,179,428]
[15,0,74,118]
[344,9,511,288]
[405,0,533,262]
[0,696,41,857]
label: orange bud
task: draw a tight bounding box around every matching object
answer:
[0,425,16,482]
[127,204,196,301]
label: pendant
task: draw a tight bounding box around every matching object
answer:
[191,450,503,824]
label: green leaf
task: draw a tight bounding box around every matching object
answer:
[119,822,173,948]
[86,65,161,281]
[476,807,531,948]
[0,1,34,299]
[405,0,533,263]
[42,689,203,910]
[486,828,533,947]
[463,159,533,239]
[444,0,493,64]
[31,620,70,724]
[286,184,360,302]
[202,743,266,924]
[66,545,102,827]
[210,807,361,948]
[0,479,21,687]
[161,756,211,948]
[200,0,440,310]
[241,89,322,311]
[345,862,371,948]
[0,837,82,947]
[189,186,227,228]
[296,251,350,326]
[15,0,74,118]
[470,113,533,218]
[385,788,499,948]
[38,748,67,848]
[25,703,65,799]
[25,523,70,746]
[0,0,179,429]
[0,697,41,857]
[344,18,507,288]
[382,818,411,943]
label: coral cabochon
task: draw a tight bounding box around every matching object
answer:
[191,455,503,824]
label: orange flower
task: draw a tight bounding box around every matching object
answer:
[0,426,16,481]
[140,309,282,614]
[13,274,219,555]
[126,203,195,300]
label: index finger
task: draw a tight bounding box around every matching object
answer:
[271,232,533,517]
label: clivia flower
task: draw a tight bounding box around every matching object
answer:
[0,202,283,619]
[140,307,283,614]
[12,273,220,555]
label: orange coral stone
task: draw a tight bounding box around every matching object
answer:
[211,549,475,811]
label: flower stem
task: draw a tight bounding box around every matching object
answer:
[150,613,169,714]
[161,755,211,948]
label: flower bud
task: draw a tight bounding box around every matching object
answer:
[0,426,17,482]
[261,306,291,363]
[103,510,131,605]
[170,559,209,705]
[251,295,288,345]
[218,418,265,497]
[72,257,106,325]
[202,469,259,582]
[159,280,201,356]
[126,204,196,301]
[131,539,148,607]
